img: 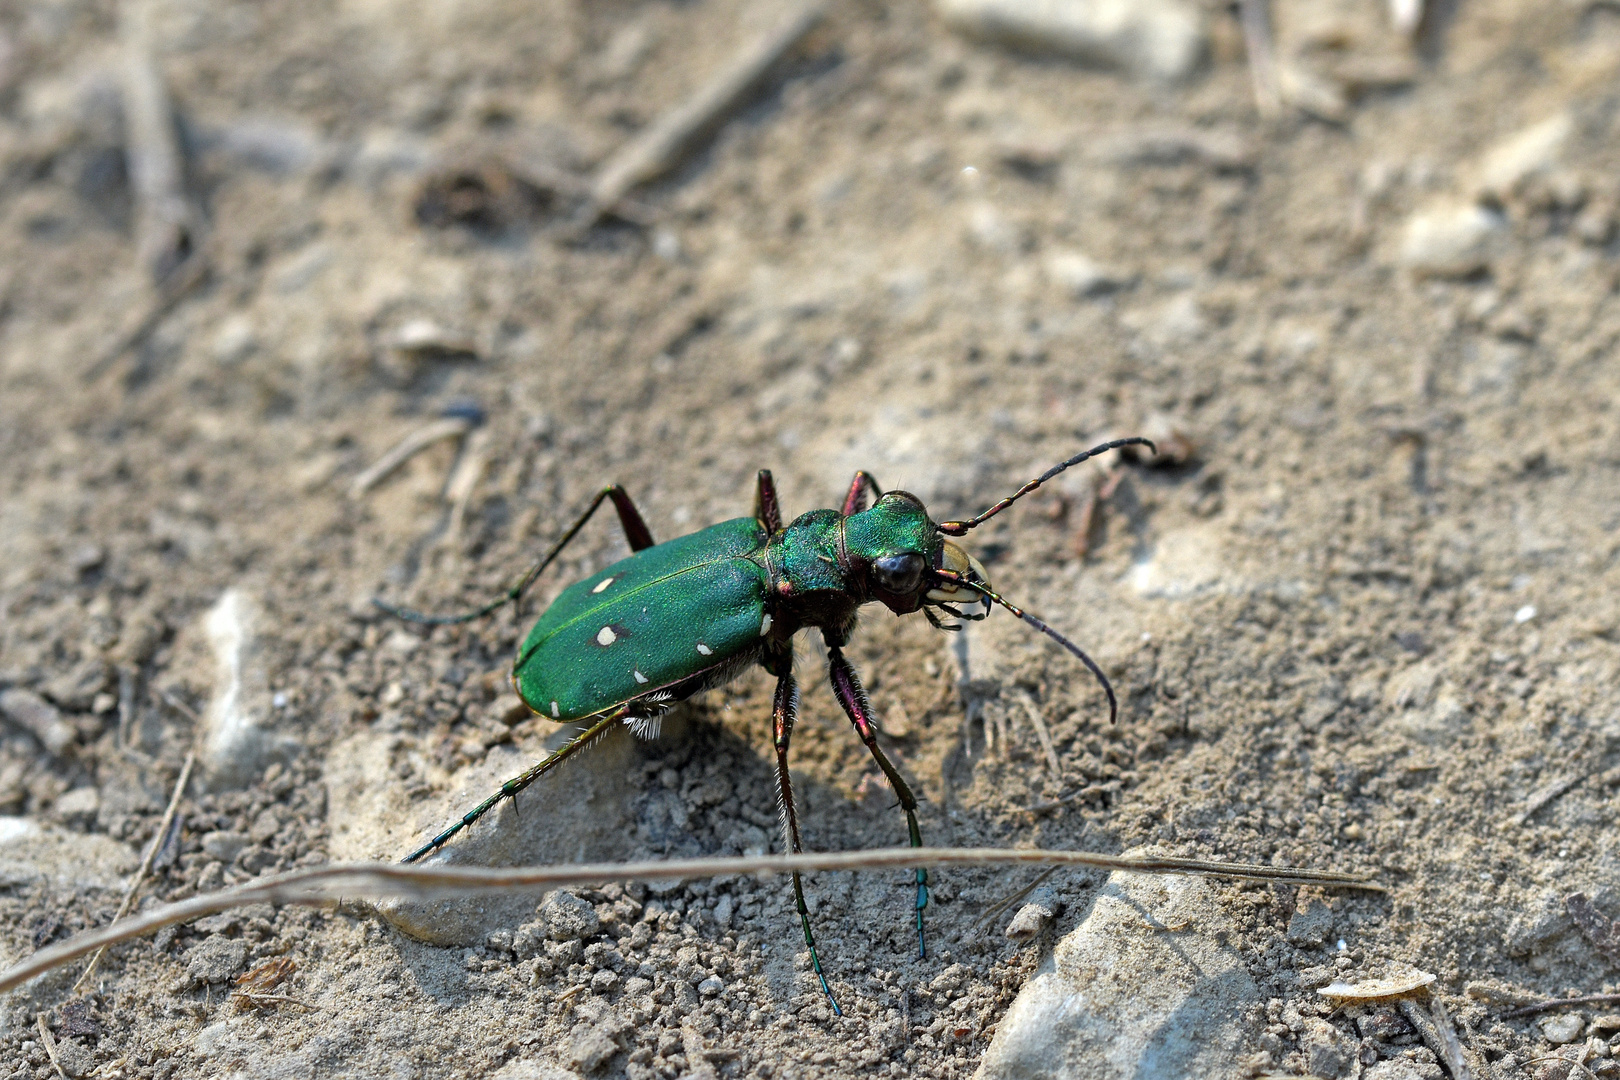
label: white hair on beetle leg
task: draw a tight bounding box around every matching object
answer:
[624,693,673,740]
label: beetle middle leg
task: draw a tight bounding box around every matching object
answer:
[768,663,842,1016]
[402,705,628,864]
[825,640,930,960]
[754,469,782,534]
[840,470,883,516]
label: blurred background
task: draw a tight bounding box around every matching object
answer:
[2,0,1619,1077]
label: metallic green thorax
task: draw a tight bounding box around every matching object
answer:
[512,493,940,721]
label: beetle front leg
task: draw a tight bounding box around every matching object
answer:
[825,643,930,960]
[771,668,842,1016]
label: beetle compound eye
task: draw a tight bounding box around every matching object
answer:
[873,552,925,594]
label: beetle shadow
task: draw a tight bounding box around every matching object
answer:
[376,681,1044,1011]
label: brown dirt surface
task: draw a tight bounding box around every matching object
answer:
[3,0,1620,1077]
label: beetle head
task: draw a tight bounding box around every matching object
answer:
[843,491,992,619]
[840,437,1156,724]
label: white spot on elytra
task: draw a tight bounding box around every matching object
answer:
[592,576,616,594]
[634,670,648,684]
[696,643,712,656]
[550,701,560,718]
[596,625,617,646]
[760,613,773,636]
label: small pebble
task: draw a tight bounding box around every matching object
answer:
[1474,112,1573,200]
[201,831,250,863]
[51,787,100,825]
[1542,1013,1585,1045]
[185,937,248,986]
[0,687,76,757]
[1045,250,1125,297]
[697,974,725,997]
[937,0,1207,82]
[1399,203,1501,278]
[541,890,601,941]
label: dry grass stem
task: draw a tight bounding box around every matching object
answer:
[1015,692,1062,781]
[1399,998,1475,1080]
[36,1014,69,1080]
[974,866,1060,932]
[1,846,1381,995]
[73,752,195,992]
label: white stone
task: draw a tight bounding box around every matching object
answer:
[1045,250,1125,297]
[0,687,76,757]
[324,721,650,946]
[1128,525,1228,599]
[1541,1012,1586,1044]
[976,867,1263,1078]
[51,786,100,823]
[0,818,135,893]
[938,0,1207,82]
[199,590,299,790]
[1473,113,1573,201]
[1398,203,1502,279]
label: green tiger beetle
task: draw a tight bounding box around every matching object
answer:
[375,436,1153,1015]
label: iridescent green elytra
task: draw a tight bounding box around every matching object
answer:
[374,437,1152,1016]
[514,517,769,723]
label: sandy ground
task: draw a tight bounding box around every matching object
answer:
[2,0,1620,1077]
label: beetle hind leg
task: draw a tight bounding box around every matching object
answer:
[826,644,930,960]
[401,705,628,864]
[770,669,842,1016]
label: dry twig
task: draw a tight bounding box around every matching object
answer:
[1237,0,1282,120]
[1504,993,1620,1019]
[1428,996,1476,1080]
[586,1,825,221]
[0,846,1383,995]
[1518,770,1589,826]
[349,417,474,498]
[442,426,491,545]
[73,751,195,991]
[120,0,199,282]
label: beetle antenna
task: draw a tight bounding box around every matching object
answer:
[937,437,1155,536]
[936,573,1118,725]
